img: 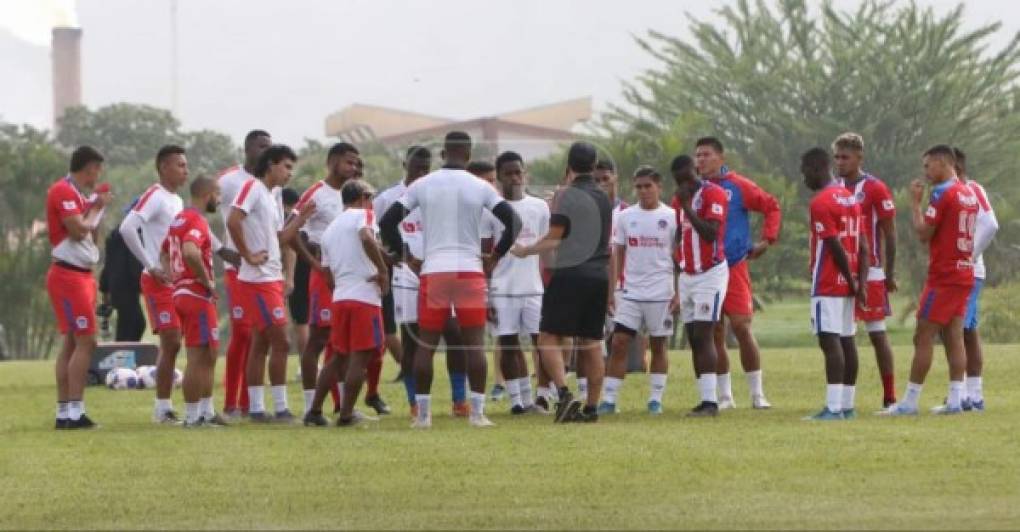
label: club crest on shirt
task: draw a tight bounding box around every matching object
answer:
[232,306,244,319]
[658,219,668,229]
[856,191,866,202]
[710,203,724,215]
[75,316,88,330]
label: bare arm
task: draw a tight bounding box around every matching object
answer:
[281,203,320,270]
[513,224,565,257]
[227,206,267,265]
[909,179,936,243]
[877,217,897,291]
[182,241,214,292]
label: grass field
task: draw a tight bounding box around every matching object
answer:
[2,334,1018,530]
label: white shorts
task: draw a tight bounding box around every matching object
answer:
[614,298,674,337]
[811,296,856,337]
[491,295,541,337]
[678,262,729,324]
[392,286,419,325]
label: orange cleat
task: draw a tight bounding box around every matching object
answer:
[452,401,470,417]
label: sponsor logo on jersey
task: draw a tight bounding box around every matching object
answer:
[62,200,77,211]
[882,199,895,211]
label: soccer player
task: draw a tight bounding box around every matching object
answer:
[512,141,612,423]
[697,137,780,410]
[801,148,868,420]
[227,144,298,422]
[832,133,899,407]
[119,145,188,423]
[304,180,390,426]
[380,131,521,429]
[490,151,550,415]
[218,129,273,417]
[161,176,227,427]
[600,166,677,415]
[882,145,979,416]
[47,146,110,429]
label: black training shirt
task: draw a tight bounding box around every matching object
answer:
[548,174,612,278]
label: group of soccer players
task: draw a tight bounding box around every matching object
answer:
[44,127,997,429]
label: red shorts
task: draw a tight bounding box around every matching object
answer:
[856,279,891,323]
[917,283,972,326]
[141,272,181,333]
[174,294,220,348]
[224,269,249,327]
[722,260,754,316]
[418,272,488,331]
[241,280,288,331]
[308,267,333,329]
[46,263,97,336]
[330,300,383,354]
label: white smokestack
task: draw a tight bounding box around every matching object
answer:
[52,26,82,128]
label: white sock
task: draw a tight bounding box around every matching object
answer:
[577,377,588,398]
[199,397,215,418]
[698,373,717,403]
[68,400,83,421]
[947,380,964,410]
[303,389,315,415]
[649,373,667,403]
[248,386,265,413]
[155,398,173,415]
[746,370,764,398]
[506,379,522,408]
[902,382,923,410]
[271,385,289,413]
[718,372,732,399]
[966,376,983,403]
[518,378,534,408]
[826,384,843,413]
[185,402,201,424]
[470,391,486,417]
[537,386,550,402]
[602,376,623,404]
[56,402,69,421]
[415,394,431,421]
[842,385,855,411]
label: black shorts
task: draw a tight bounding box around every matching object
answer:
[381,291,397,335]
[540,272,608,340]
[288,256,311,325]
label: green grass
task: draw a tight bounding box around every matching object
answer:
[1,343,1018,530]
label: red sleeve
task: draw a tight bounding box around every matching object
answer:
[50,184,83,220]
[924,190,946,227]
[737,176,782,243]
[810,197,839,240]
[702,186,728,224]
[871,180,896,221]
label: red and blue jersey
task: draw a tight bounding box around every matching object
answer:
[842,174,896,268]
[162,207,214,299]
[708,168,781,266]
[672,180,728,274]
[809,184,861,297]
[924,178,978,287]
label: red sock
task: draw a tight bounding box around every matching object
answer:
[881,373,896,401]
[366,349,383,397]
[223,323,252,411]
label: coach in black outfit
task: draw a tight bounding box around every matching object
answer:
[511,141,612,423]
[99,221,146,341]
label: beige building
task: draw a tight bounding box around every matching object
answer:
[324,97,591,161]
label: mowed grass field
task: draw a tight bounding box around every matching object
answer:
[2,296,1018,530]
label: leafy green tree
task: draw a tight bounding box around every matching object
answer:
[56,103,180,167]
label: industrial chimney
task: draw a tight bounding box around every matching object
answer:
[52,26,82,129]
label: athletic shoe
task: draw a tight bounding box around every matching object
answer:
[66,414,97,429]
[273,409,297,424]
[469,414,495,427]
[410,415,432,429]
[751,395,772,410]
[303,411,329,427]
[202,414,230,427]
[55,419,69,430]
[511,404,527,415]
[961,397,973,411]
[489,384,506,401]
[336,415,362,428]
[875,403,918,416]
[564,406,598,423]
[556,400,582,424]
[718,396,736,410]
[248,412,272,423]
[352,409,380,422]
[534,396,551,414]
[223,408,243,421]
[882,398,897,409]
[452,401,470,417]
[597,401,617,415]
[804,407,844,421]
[841,408,856,420]
[365,395,391,415]
[647,400,663,415]
[970,399,985,412]
[930,404,964,415]
[686,401,719,418]
[182,418,206,428]
[153,410,182,425]
[553,390,576,422]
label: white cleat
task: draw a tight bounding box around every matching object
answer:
[718,396,737,410]
[469,414,496,427]
[410,416,432,429]
[875,403,918,416]
[352,409,380,422]
[751,395,772,410]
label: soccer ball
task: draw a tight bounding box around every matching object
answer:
[105,367,139,390]
[136,365,157,389]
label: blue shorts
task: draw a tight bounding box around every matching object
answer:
[964,277,984,331]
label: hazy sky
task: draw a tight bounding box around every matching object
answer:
[1,0,1017,144]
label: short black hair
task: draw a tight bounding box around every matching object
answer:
[632,165,662,183]
[189,175,215,197]
[405,145,431,161]
[801,147,831,170]
[156,144,186,169]
[281,187,299,207]
[254,144,297,178]
[69,146,104,173]
[341,179,374,205]
[595,158,615,172]
[670,155,694,174]
[495,151,523,171]
[953,147,967,171]
[444,131,472,154]
[924,144,956,164]
[244,129,270,147]
[567,141,598,174]
[327,142,359,159]
[467,161,495,177]
[696,137,725,154]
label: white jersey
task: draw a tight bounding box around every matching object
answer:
[397,167,503,275]
[966,180,998,280]
[121,183,182,271]
[611,203,677,302]
[294,179,344,245]
[217,165,254,270]
[232,178,284,283]
[393,208,424,290]
[321,208,381,306]
[490,195,549,297]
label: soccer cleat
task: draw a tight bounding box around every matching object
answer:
[556,400,582,423]
[223,408,243,421]
[564,406,599,423]
[451,401,470,417]
[182,418,206,428]
[534,396,551,414]
[273,409,297,423]
[804,407,844,421]
[647,400,663,415]
[718,396,736,410]
[153,410,182,425]
[489,384,506,401]
[55,419,69,430]
[336,415,362,428]
[961,397,973,411]
[875,403,918,416]
[410,415,432,429]
[597,401,617,415]
[970,399,985,412]
[364,395,391,415]
[686,401,719,418]
[751,395,772,410]
[248,412,272,423]
[303,411,329,427]
[841,408,857,420]
[66,414,97,429]
[352,409,380,422]
[882,398,897,409]
[930,404,964,415]
[511,404,527,415]
[553,390,575,422]
[202,414,230,427]
[469,414,496,427]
